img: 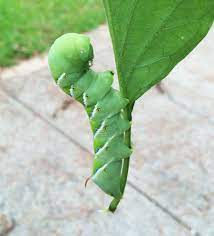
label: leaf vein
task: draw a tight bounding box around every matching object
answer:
[126,0,184,82]
[132,23,203,100]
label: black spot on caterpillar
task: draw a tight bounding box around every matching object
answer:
[48,33,132,199]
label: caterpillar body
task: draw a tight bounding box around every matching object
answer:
[48,33,132,199]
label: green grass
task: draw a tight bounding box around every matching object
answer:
[0,0,105,67]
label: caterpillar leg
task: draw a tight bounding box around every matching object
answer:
[48,33,132,201]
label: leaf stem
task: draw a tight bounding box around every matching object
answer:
[108,103,133,212]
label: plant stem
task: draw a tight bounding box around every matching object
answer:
[108,198,121,212]
[108,103,133,212]
[120,127,131,192]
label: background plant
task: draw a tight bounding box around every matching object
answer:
[0,0,105,67]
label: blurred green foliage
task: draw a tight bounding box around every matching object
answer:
[0,0,105,67]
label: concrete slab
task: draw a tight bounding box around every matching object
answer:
[0,89,189,236]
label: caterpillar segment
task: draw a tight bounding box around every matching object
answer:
[48,33,132,199]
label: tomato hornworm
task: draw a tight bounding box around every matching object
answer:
[48,33,132,203]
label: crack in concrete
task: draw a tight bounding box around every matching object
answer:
[52,99,75,118]
[156,82,166,94]
[155,83,214,126]
[127,181,201,235]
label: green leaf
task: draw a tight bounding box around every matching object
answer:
[103,0,214,102]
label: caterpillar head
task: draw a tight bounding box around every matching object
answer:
[48,33,94,83]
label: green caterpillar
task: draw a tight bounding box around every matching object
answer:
[48,33,132,201]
